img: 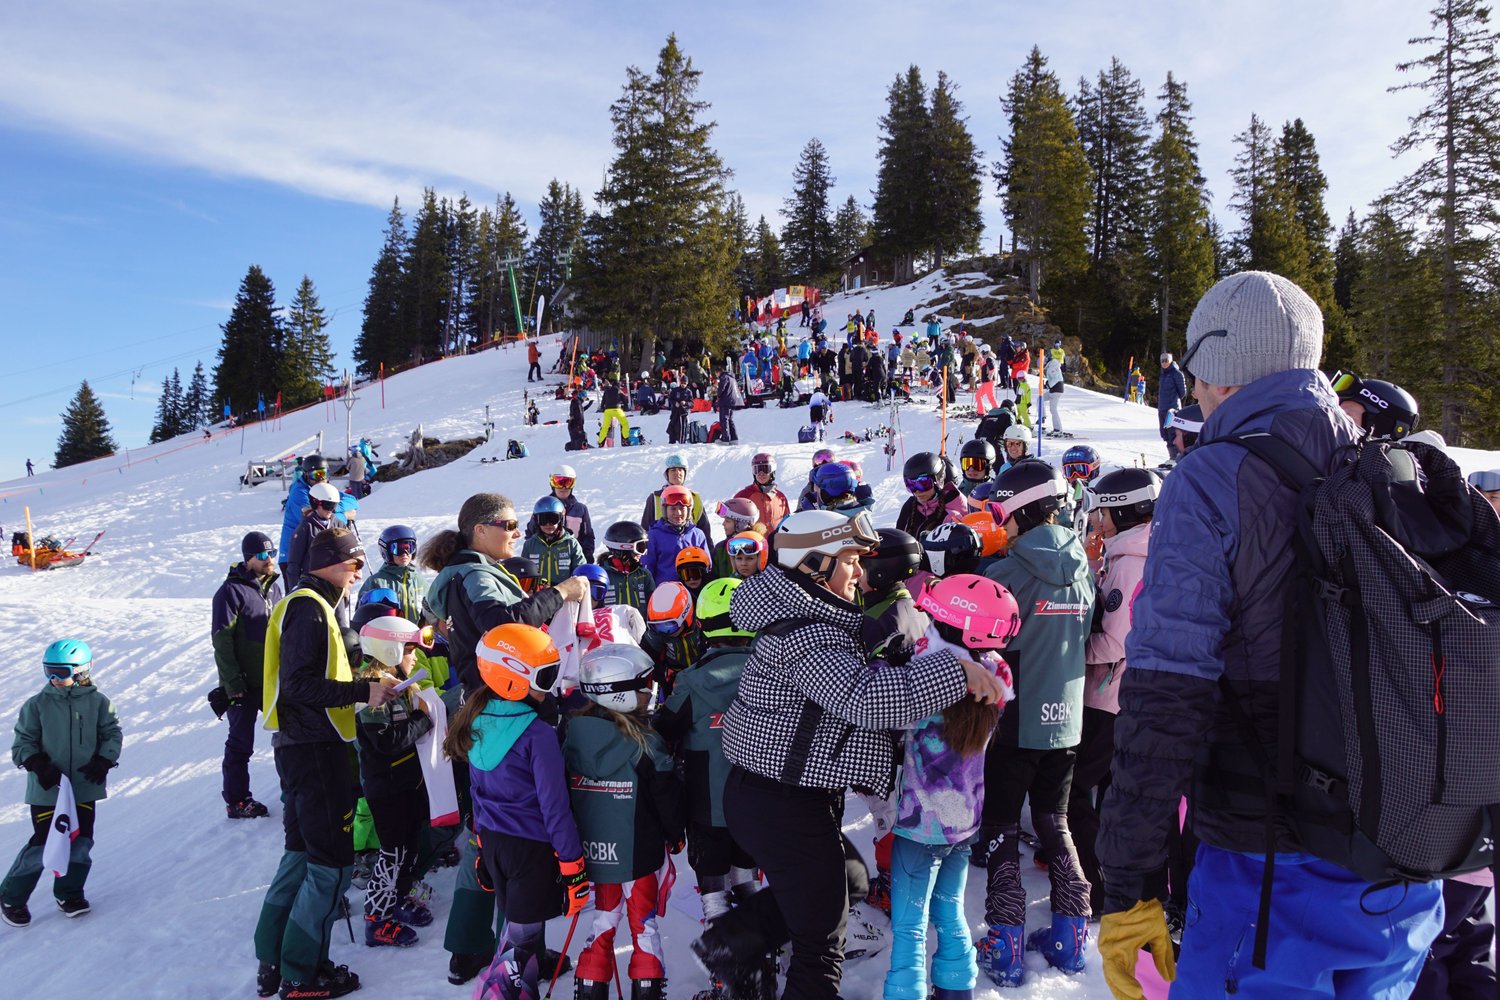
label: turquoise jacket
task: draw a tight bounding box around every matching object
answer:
[11,681,122,805]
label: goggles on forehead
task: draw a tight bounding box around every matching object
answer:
[716,503,752,522]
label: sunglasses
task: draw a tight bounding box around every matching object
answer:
[550,475,576,490]
[483,518,521,532]
[960,456,988,471]
[346,558,366,572]
[252,549,277,561]
[904,475,937,494]
[1179,328,1227,378]
[726,537,765,556]
[386,540,416,555]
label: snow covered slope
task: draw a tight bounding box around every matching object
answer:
[0,313,1493,999]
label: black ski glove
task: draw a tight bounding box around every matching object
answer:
[23,753,62,790]
[881,633,915,667]
[207,686,230,719]
[80,754,115,785]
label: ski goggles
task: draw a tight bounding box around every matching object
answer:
[307,468,328,482]
[482,518,521,532]
[678,565,706,582]
[960,456,989,472]
[1330,371,1362,395]
[904,475,938,494]
[1469,470,1500,493]
[610,539,650,555]
[649,619,687,636]
[44,664,88,682]
[752,462,775,475]
[1062,460,1096,482]
[535,513,563,528]
[663,498,691,509]
[251,548,277,562]
[311,498,339,511]
[726,536,766,557]
[549,475,576,490]
[580,672,655,699]
[384,540,416,556]
[715,503,753,523]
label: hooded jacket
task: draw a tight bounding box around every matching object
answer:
[286,509,336,585]
[895,483,967,539]
[734,482,790,531]
[563,713,685,883]
[521,529,587,587]
[212,562,284,698]
[355,687,433,799]
[468,698,582,861]
[642,517,710,589]
[12,681,122,805]
[526,492,596,561]
[600,555,654,613]
[358,561,424,623]
[983,522,1095,749]
[721,566,967,796]
[427,550,564,696]
[1084,521,1151,715]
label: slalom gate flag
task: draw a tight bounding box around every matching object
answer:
[43,775,79,876]
[414,689,460,826]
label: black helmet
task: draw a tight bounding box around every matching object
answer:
[959,438,997,476]
[992,460,1067,534]
[604,520,649,554]
[919,522,982,577]
[501,556,541,583]
[903,452,946,490]
[1165,404,1204,450]
[1087,468,1162,532]
[1335,373,1419,440]
[863,528,922,592]
[301,453,329,484]
[241,530,276,563]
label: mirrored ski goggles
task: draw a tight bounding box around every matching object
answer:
[904,475,937,494]
[650,619,688,635]
[482,518,521,532]
[1330,371,1362,395]
[44,664,88,681]
[1469,470,1500,493]
[726,536,766,556]
[549,475,576,490]
[960,456,988,472]
[307,468,328,482]
[1062,461,1096,482]
[385,540,416,555]
[251,548,277,562]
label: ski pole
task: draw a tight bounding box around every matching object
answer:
[612,955,624,1000]
[341,894,355,944]
[542,909,582,1000]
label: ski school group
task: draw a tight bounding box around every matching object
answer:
[8,271,1500,1000]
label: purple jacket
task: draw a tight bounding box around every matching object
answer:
[468,699,582,861]
[643,518,709,589]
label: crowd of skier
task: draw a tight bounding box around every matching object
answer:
[10,271,1500,1000]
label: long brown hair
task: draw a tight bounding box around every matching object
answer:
[576,702,652,758]
[419,492,514,572]
[940,697,999,759]
[443,687,495,761]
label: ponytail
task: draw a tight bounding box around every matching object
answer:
[444,687,494,761]
[419,530,465,572]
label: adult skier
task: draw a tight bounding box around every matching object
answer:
[1157,353,1187,459]
[639,455,713,542]
[278,454,328,579]
[733,453,790,531]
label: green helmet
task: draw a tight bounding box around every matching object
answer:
[696,578,751,639]
[42,638,92,681]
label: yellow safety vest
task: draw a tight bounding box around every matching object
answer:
[261,588,356,741]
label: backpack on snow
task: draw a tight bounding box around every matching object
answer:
[506,439,528,460]
[797,425,818,444]
[1220,432,1500,967]
[687,420,710,444]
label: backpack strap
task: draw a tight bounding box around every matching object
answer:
[1221,431,1322,490]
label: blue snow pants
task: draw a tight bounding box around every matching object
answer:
[882,836,977,1000]
[1173,844,1444,999]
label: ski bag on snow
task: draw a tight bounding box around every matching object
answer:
[797,425,818,444]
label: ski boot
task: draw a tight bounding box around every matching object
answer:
[689,979,730,1000]
[364,914,419,947]
[1027,913,1088,974]
[630,978,667,1000]
[349,850,376,890]
[1,900,30,927]
[394,897,433,927]
[692,920,771,1000]
[449,951,490,986]
[977,924,1026,987]
[279,962,360,999]
[574,978,610,1000]
[227,797,270,819]
[256,962,280,998]
[865,867,892,917]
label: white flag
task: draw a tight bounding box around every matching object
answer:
[43,775,79,877]
[414,689,459,827]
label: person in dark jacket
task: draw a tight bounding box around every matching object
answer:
[212,530,284,819]
[285,481,343,586]
[666,381,694,444]
[598,380,630,447]
[567,389,593,452]
[524,466,597,561]
[251,527,398,999]
[1156,353,1188,459]
[1095,272,1444,998]
[715,369,740,443]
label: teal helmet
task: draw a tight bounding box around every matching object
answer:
[43,639,92,681]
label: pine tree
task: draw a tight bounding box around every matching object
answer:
[354,199,407,378]
[781,138,837,285]
[872,66,931,282]
[1278,119,1335,292]
[745,214,786,292]
[278,276,334,408]
[1389,0,1500,443]
[832,195,871,262]
[528,179,587,314]
[1332,209,1361,312]
[449,193,479,350]
[403,188,451,363]
[997,46,1092,304]
[213,264,282,417]
[54,381,117,467]
[182,361,209,431]
[149,368,182,443]
[726,192,753,293]
[1348,201,1443,395]
[1146,73,1215,357]
[1228,113,1313,285]
[925,71,984,266]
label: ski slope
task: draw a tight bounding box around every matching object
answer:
[0,286,1495,999]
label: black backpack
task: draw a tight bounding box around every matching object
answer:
[1222,432,1500,966]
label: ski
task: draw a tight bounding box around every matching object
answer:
[76,530,106,557]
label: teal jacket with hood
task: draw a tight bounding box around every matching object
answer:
[655,646,749,828]
[12,681,122,805]
[359,561,426,623]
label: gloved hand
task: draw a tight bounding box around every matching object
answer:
[558,855,590,917]
[80,754,114,785]
[23,753,62,790]
[1099,899,1177,1000]
[207,686,230,719]
[881,633,914,666]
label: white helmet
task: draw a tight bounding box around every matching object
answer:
[359,616,430,668]
[309,481,341,505]
[774,509,879,581]
[578,642,656,712]
[1002,424,1031,445]
[552,464,577,480]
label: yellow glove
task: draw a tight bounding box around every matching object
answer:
[1098,899,1176,1000]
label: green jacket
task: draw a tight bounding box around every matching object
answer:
[600,556,654,614]
[563,714,683,883]
[984,523,1095,749]
[11,682,122,805]
[359,562,427,623]
[522,531,587,587]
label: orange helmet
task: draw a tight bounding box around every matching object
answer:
[661,485,692,509]
[726,531,768,571]
[675,546,711,583]
[647,582,695,636]
[476,624,559,700]
[960,511,1008,557]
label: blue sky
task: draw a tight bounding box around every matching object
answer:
[0,0,1434,477]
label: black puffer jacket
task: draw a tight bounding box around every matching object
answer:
[721,566,966,796]
[273,576,374,747]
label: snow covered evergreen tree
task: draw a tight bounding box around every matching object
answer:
[54,380,117,467]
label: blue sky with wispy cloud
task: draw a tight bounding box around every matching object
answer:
[0,0,1432,474]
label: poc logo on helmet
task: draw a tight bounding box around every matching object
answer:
[1095,493,1129,503]
[820,527,851,540]
[951,597,980,612]
[1359,387,1389,409]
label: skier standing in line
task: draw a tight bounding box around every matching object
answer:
[212,530,283,819]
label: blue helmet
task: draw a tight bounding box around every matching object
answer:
[665,454,688,473]
[360,587,400,607]
[573,563,609,602]
[813,461,858,502]
[534,496,566,518]
[1061,445,1101,484]
[43,639,92,681]
[377,524,417,561]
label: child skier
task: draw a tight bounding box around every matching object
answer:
[444,624,590,1000]
[359,524,424,621]
[565,643,685,1000]
[957,439,996,498]
[709,499,758,578]
[600,522,655,614]
[355,616,437,947]
[643,486,710,587]
[285,481,343,583]
[643,582,704,702]
[522,496,587,587]
[2,640,121,926]
[882,575,1019,1000]
[526,465,597,561]
[724,531,767,579]
[675,546,713,597]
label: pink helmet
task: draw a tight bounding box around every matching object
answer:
[917,574,1021,650]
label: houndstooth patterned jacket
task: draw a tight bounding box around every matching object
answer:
[721,565,967,797]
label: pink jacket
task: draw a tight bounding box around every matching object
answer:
[1084,521,1152,714]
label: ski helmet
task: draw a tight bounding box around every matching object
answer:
[774,509,879,581]
[533,496,566,527]
[1061,445,1101,484]
[1333,372,1420,440]
[903,452,946,493]
[604,521,649,555]
[861,528,922,593]
[661,485,692,510]
[959,439,996,477]
[352,598,400,631]
[42,639,91,682]
[726,531,768,572]
[647,582,696,635]
[675,546,711,583]
[477,624,560,700]
[309,482,341,507]
[1087,468,1161,532]
[1165,405,1203,449]
[751,453,777,481]
[920,522,983,577]
[501,556,543,595]
[301,454,329,484]
[813,462,858,503]
[665,454,689,475]
[716,497,757,530]
[960,512,1008,557]
[359,616,431,668]
[845,459,864,483]
[991,460,1067,533]
[1001,424,1031,451]
[241,530,277,563]
[579,642,657,712]
[917,574,1022,650]
[696,578,752,639]
[377,524,417,561]
[550,464,578,490]
[812,447,836,467]
[573,563,609,602]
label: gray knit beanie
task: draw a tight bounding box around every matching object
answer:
[1182,271,1323,387]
